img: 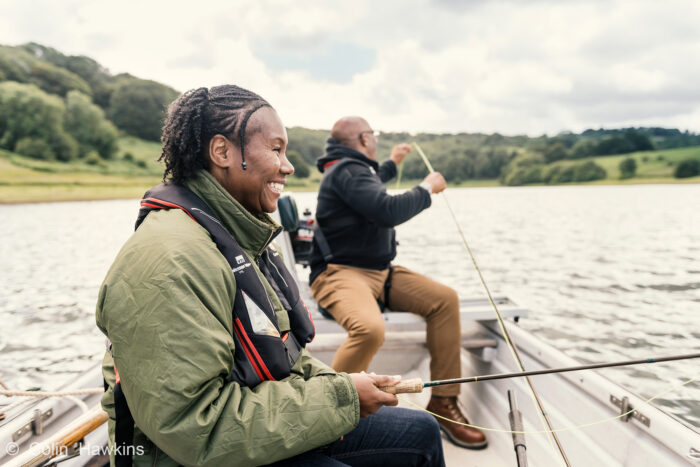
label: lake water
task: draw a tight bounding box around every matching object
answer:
[1,184,698,430]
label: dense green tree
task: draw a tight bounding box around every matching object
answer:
[597,135,634,155]
[14,137,55,160]
[0,53,28,82]
[22,43,116,109]
[287,127,327,165]
[543,142,569,163]
[499,152,542,184]
[84,150,102,165]
[624,129,654,151]
[0,81,77,160]
[60,56,115,108]
[286,149,311,178]
[619,157,637,179]
[573,161,607,181]
[483,133,504,146]
[554,165,576,183]
[570,139,596,159]
[109,78,179,141]
[29,61,92,97]
[504,165,543,186]
[443,151,475,182]
[475,148,511,178]
[0,45,34,83]
[48,129,79,161]
[64,91,118,159]
[543,165,563,184]
[674,159,700,178]
[551,132,578,149]
[544,162,606,184]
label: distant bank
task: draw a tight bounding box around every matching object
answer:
[1,140,698,204]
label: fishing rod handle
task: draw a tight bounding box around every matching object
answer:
[379,378,424,394]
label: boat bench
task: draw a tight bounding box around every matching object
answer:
[305,294,528,367]
[309,295,529,334]
[307,331,499,353]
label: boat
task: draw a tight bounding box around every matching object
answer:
[2,194,699,466]
[0,365,108,466]
[277,195,700,466]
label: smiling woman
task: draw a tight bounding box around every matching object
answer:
[95,84,445,466]
[207,106,294,213]
[158,86,296,213]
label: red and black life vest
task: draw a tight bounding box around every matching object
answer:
[113,183,315,466]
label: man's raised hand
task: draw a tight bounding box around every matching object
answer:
[423,172,447,194]
[390,144,412,165]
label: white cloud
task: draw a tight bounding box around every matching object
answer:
[1,0,700,135]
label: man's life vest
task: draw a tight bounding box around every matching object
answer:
[112,183,315,466]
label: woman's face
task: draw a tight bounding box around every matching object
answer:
[214,107,294,214]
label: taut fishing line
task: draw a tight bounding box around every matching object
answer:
[413,142,573,463]
[398,377,697,434]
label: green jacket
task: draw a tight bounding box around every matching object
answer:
[96,170,359,466]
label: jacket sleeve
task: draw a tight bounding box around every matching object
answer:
[293,348,339,379]
[96,212,359,467]
[377,160,397,183]
[334,163,432,227]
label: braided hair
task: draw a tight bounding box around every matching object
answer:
[159,85,270,183]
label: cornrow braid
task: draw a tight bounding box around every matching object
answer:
[159,85,271,183]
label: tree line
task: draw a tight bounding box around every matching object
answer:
[286,127,700,184]
[0,43,177,162]
[1,42,698,183]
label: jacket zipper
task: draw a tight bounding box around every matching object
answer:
[268,258,288,288]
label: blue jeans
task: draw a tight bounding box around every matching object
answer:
[267,406,445,466]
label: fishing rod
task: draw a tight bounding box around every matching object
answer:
[411,142,571,465]
[379,352,700,393]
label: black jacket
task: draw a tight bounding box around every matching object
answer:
[309,139,431,284]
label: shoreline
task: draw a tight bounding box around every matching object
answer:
[1,176,698,204]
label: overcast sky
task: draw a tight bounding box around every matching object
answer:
[1,0,700,135]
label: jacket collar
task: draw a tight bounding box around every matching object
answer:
[316,138,379,173]
[185,170,281,257]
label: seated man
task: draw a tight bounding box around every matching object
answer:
[309,116,487,450]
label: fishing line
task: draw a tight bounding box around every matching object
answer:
[395,157,404,189]
[412,142,570,465]
[397,377,697,435]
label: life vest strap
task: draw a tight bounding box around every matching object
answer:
[113,381,134,467]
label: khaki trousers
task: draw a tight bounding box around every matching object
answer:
[311,264,461,396]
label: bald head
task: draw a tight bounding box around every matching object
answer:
[331,116,376,159]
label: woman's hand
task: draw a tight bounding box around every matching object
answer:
[349,372,401,417]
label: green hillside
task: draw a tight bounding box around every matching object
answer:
[547,146,700,183]
[582,146,700,179]
[0,42,698,203]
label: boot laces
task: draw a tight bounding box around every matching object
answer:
[445,398,467,424]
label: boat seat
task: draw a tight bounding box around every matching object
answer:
[310,295,529,334]
[307,331,498,353]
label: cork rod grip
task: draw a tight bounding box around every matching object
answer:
[379,378,424,394]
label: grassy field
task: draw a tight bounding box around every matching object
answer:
[1,141,698,203]
[0,138,164,203]
[0,138,325,202]
[0,154,161,202]
[549,145,700,181]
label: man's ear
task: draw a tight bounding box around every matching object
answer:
[209,134,237,169]
[358,133,367,150]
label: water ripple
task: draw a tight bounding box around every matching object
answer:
[2,186,700,429]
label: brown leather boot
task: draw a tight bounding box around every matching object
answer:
[426,396,488,449]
